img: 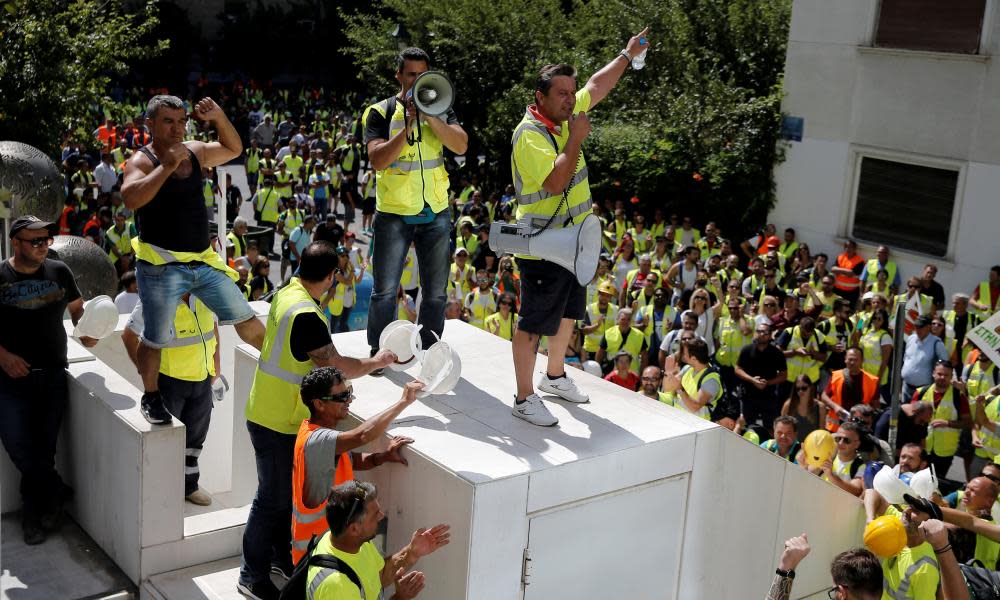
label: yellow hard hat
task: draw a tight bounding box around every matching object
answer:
[863,515,907,558]
[598,280,617,296]
[802,429,836,469]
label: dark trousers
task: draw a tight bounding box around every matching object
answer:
[258,220,277,256]
[240,421,296,585]
[0,368,68,517]
[742,391,780,435]
[159,374,213,496]
[329,305,353,334]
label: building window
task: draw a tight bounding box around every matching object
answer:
[853,157,958,257]
[875,0,986,54]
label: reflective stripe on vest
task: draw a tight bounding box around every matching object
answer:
[923,386,960,457]
[369,98,449,215]
[467,289,497,329]
[160,299,217,381]
[980,396,1000,459]
[584,302,618,352]
[716,316,752,367]
[860,329,890,384]
[834,253,864,291]
[866,259,897,288]
[825,369,879,431]
[883,554,938,600]
[786,326,822,382]
[307,567,366,600]
[291,419,355,565]
[132,239,239,282]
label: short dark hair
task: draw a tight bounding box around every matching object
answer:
[992,265,1000,277]
[325,480,377,536]
[813,252,828,261]
[773,415,797,431]
[120,270,136,287]
[298,241,339,282]
[535,64,577,96]
[300,366,346,417]
[397,47,430,72]
[830,548,882,596]
[683,338,710,364]
[834,298,851,312]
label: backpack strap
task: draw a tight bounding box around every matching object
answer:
[307,554,365,600]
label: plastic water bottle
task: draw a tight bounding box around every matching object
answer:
[631,37,649,70]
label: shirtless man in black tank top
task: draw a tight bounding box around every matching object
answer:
[121,95,265,425]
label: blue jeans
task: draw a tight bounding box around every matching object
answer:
[239,421,297,584]
[314,196,328,221]
[0,368,68,516]
[367,209,450,349]
[136,261,255,348]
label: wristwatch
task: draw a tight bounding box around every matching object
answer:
[618,50,633,66]
[775,568,795,579]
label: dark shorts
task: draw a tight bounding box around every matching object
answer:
[516,258,586,336]
[362,197,376,215]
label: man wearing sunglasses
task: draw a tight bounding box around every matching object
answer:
[0,216,98,545]
[307,480,450,600]
[287,367,419,575]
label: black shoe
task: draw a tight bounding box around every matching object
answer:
[141,392,173,425]
[270,562,293,581]
[237,580,280,600]
[40,502,63,532]
[22,514,46,545]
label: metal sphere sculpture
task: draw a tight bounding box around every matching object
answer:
[49,235,118,300]
[0,141,64,223]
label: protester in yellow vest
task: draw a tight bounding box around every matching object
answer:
[581,280,619,361]
[971,267,1000,320]
[464,270,498,330]
[122,294,219,506]
[105,212,134,273]
[778,317,827,385]
[508,28,649,427]
[238,242,395,596]
[485,293,518,341]
[917,361,972,477]
[662,338,722,420]
[448,247,475,301]
[121,94,265,428]
[363,46,469,368]
[595,308,647,375]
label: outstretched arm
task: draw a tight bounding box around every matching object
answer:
[585,27,649,109]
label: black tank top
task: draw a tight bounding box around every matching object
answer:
[136,145,210,253]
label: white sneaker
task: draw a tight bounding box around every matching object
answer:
[512,394,559,427]
[537,373,590,403]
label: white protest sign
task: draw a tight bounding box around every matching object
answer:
[968,311,1000,368]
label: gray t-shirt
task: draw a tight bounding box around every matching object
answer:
[303,427,341,508]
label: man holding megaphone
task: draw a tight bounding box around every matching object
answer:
[364,47,468,367]
[504,28,650,427]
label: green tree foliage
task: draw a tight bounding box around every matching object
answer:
[343,0,791,234]
[0,0,167,156]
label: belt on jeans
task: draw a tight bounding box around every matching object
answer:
[137,259,207,267]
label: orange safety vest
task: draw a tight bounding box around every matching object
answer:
[834,253,864,293]
[291,419,354,565]
[825,368,879,432]
[58,206,74,234]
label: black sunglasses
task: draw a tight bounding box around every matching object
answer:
[318,389,355,403]
[16,235,53,248]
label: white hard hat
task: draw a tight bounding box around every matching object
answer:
[873,465,916,505]
[582,360,602,378]
[73,295,118,339]
[416,341,458,397]
[379,320,422,371]
[908,466,939,501]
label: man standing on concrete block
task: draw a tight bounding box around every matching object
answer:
[121,292,220,506]
[0,216,98,545]
[121,95,266,427]
[507,27,651,427]
[238,241,395,600]
[290,367,418,565]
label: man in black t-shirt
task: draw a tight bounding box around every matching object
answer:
[734,322,788,434]
[312,213,345,248]
[0,216,98,545]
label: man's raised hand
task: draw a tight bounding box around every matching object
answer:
[193,97,225,124]
[626,27,651,59]
[160,143,190,171]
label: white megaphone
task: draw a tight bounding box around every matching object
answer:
[489,213,601,285]
[410,71,454,117]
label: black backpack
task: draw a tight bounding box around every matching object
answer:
[961,559,1000,600]
[279,535,364,600]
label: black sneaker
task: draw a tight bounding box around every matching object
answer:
[141,392,173,425]
[22,513,46,545]
[40,502,63,532]
[237,580,280,600]
[270,562,293,581]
